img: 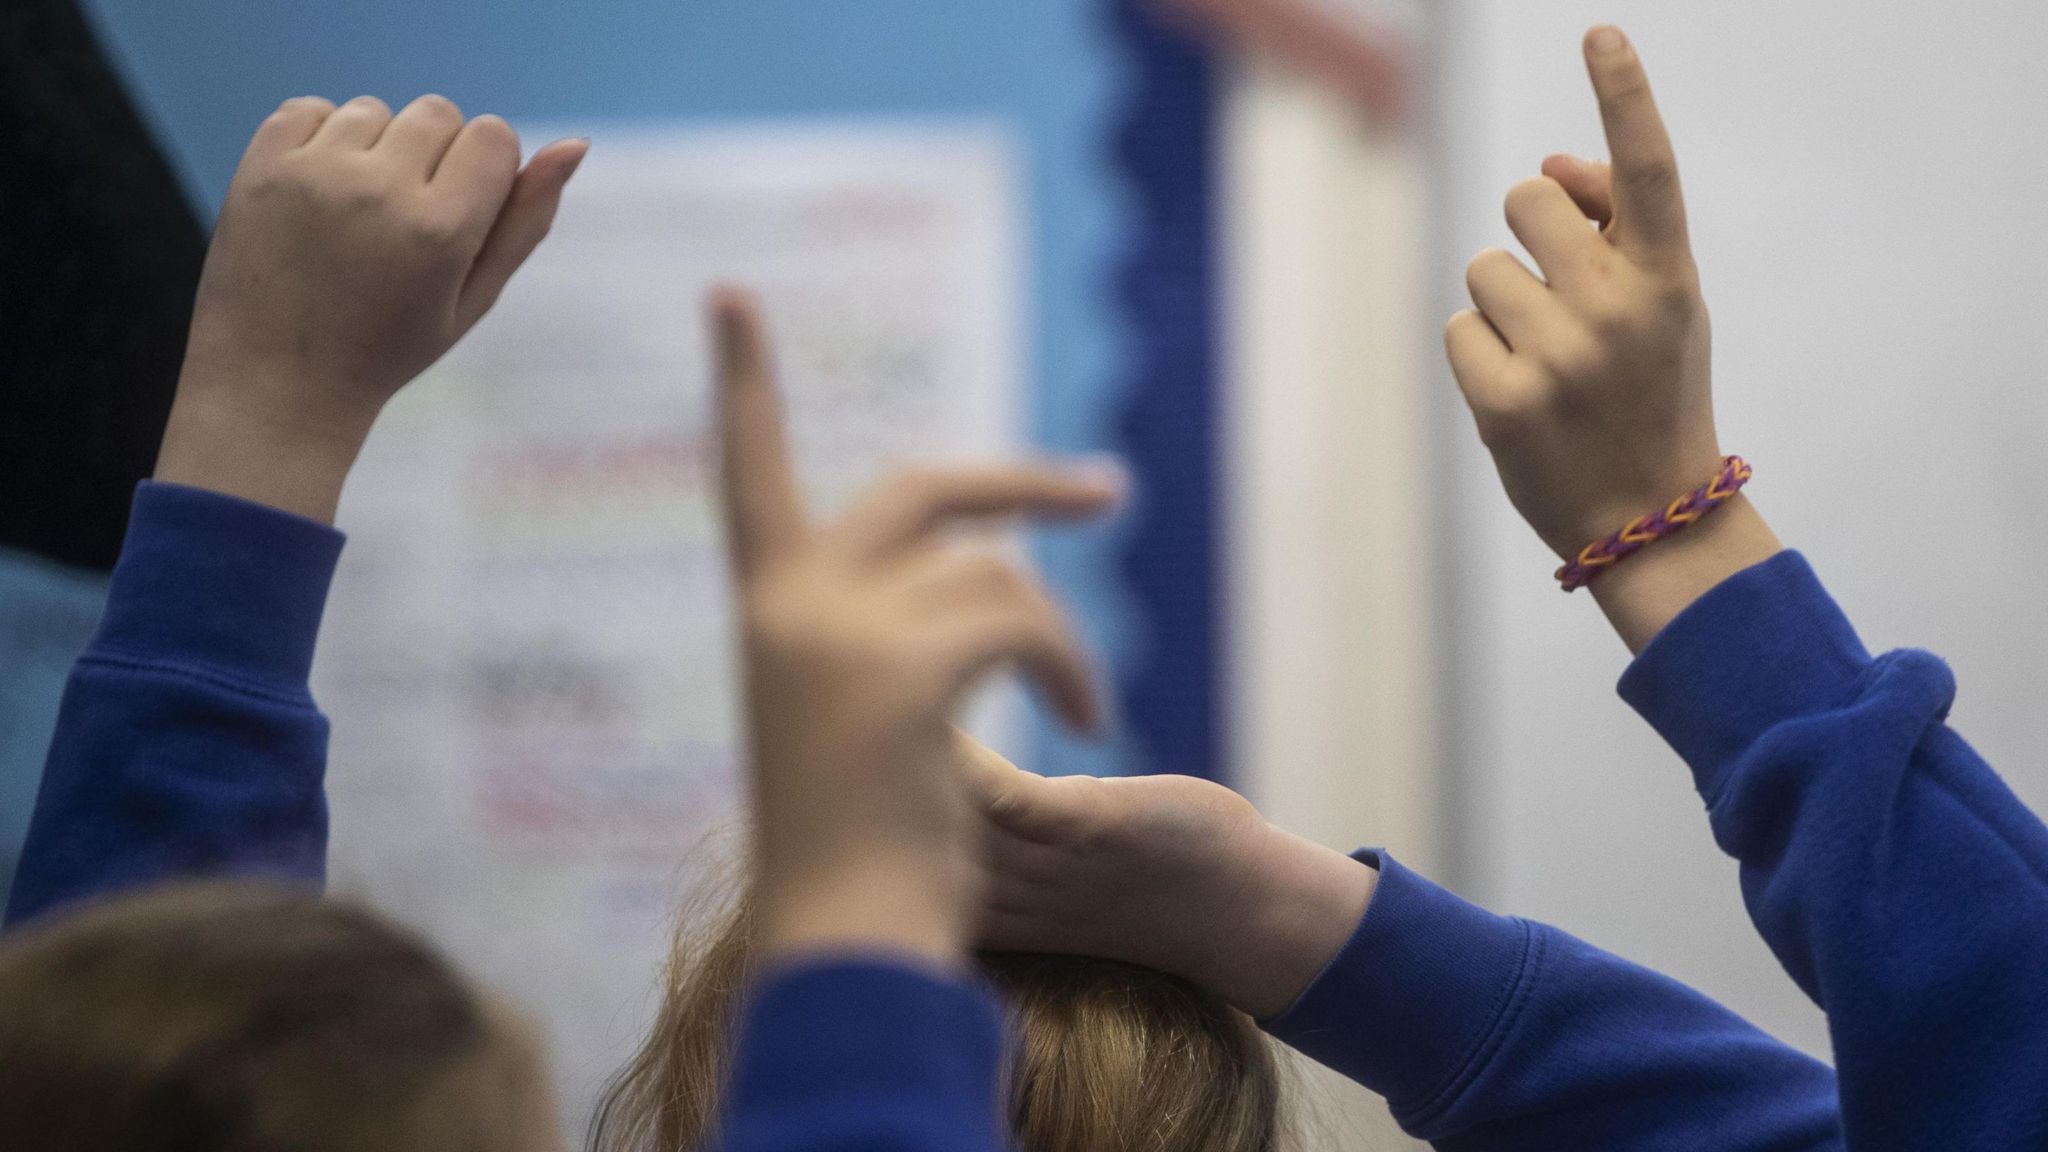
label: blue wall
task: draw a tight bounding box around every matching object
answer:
[83,0,1145,775]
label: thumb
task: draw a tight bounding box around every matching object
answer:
[455,137,589,332]
[956,730,1091,842]
[956,729,1022,804]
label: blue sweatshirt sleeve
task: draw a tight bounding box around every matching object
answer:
[717,960,1007,1152]
[1619,551,2048,1150]
[1264,851,1841,1151]
[3,482,343,926]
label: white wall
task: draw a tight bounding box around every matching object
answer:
[1438,0,2048,1058]
[1224,52,1436,1152]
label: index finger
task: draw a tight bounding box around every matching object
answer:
[1583,26,1689,259]
[711,289,806,579]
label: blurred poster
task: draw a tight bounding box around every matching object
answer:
[316,124,1023,1126]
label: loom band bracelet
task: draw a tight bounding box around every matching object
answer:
[1555,455,1752,592]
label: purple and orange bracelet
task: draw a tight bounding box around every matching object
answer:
[1556,455,1752,592]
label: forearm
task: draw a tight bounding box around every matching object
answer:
[1621,552,2048,1148]
[4,483,342,926]
[1264,852,1841,1151]
[754,851,971,974]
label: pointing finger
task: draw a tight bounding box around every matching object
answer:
[1583,26,1689,260]
[712,289,807,580]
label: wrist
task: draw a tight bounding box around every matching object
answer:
[1589,492,1782,652]
[1206,827,1377,1020]
[154,365,381,525]
[756,851,973,973]
[1542,444,1730,561]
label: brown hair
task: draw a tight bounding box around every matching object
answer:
[592,885,1285,1152]
[0,882,555,1152]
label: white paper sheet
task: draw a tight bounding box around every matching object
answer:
[316,123,1024,1129]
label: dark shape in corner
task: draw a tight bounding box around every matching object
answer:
[0,0,206,572]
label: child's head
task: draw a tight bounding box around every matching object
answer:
[595,887,1286,1152]
[0,882,559,1152]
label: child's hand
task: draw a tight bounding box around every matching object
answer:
[156,95,588,523]
[713,292,1120,969]
[1446,27,1778,648]
[1448,26,1715,557]
[966,738,1375,1020]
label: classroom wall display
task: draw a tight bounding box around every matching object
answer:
[317,125,1026,1116]
[82,0,1224,784]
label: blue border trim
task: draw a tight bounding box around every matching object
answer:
[1109,1,1224,783]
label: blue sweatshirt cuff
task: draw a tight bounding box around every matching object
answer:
[1617,550,1872,805]
[725,959,1005,1143]
[1262,851,1534,1117]
[94,482,345,692]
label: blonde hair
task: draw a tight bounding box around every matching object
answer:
[593,883,1285,1152]
[0,882,553,1152]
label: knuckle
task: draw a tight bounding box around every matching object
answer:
[406,205,470,250]
[1651,275,1700,316]
[1540,331,1607,381]
[413,220,467,253]
[344,94,392,117]
[1583,291,1642,338]
[1463,249,1495,280]
[1470,388,1548,449]
[412,93,462,120]
[1623,157,1681,202]
[1444,308,1488,345]
[275,95,334,117]
[240,162,305,201]
[1598,78,1654,117]
[334,175,395,217]
[1465,247,1514,287]
[466,113,521,153]
[1503,176,1558,221]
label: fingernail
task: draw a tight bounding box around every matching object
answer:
[563,140,590,181]
[1072,456,1130,497]
[1588,25,1627,55]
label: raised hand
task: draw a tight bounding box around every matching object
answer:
[712,291,1120,968]
[1446,27,1779,649]
[964,736,1374,1020]
[156,94,587,523]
